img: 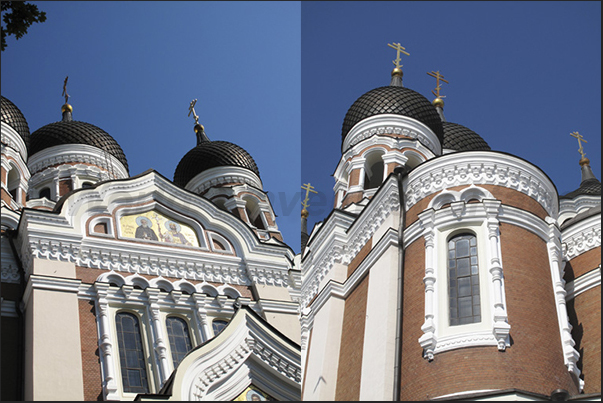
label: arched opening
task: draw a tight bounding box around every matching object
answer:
[39,187,51,200]
[212,198,229,213]
[7,165,21,201]
[82,181,94,189]
[364,151,385,190]
[447,232,481,326]
[243,196,266,230]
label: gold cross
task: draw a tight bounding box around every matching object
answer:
[188,99,200,125]
[301,183,318,210]
[570,131,587,159]
[62,76,70,104]
[427,70,449,99]
[387,42,410,69]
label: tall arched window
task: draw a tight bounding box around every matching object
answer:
[243,197,266,230]
[39,187,51,199]
[364,151,385,190]
[166,316,193,368]
[448,233,481,326]
[7,165,21,201]
[115,312,149,393]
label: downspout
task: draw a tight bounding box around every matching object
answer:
[392,166,409,401]
[7,228,26,400]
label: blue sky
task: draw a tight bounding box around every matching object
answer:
[302,1,601,232]
[2,2,601,251]
[1,2,302,252]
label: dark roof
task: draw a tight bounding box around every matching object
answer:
[560,178,601,199]
[341,86,444,149]
[442,121,491,152]
[560,204,601,230]
[173,140,260,188]
[30,120,129,173]
[1,95,31,150]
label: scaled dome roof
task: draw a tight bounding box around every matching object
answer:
[341,86,444,148]
[173,139,260,188]
[30,120,129,173]
[560,178,601,199]
[442,121,491,152]
[1,95,31,150]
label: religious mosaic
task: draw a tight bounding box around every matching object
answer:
[233,385,272,401]
[119,210,199,247]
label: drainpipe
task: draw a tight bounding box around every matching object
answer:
[392,166,409,401]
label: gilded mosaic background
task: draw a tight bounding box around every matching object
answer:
[119,210,199,247]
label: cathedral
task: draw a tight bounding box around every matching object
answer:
[1,84,302,400]
[300,44,600,401]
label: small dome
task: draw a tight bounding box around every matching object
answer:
[1,95,31,150]
[30,120,129,173]
[442,121,491,152]
[560,178,601,199]
[173,140,260,188]
[341,86,444,148]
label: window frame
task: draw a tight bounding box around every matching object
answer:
[165,315,194,369]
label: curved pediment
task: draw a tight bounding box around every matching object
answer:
[135,307,301,401]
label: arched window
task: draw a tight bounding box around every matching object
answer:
[166,316,193,368]
[212,319,229,337]
[7,165,20,201]
[364,151,385,190]
[115,312,149,393]
[243,197,266,230]
[448,233,481,326]
[82,181,94,189]
[39,187,51,199]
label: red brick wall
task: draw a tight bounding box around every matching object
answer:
[398,224,579,400]
[79,299,104,400]
[564,247,601,282]
[59,178,73,197]
[567,285,601,394]
[347,238,372,278]
[335,274,369,401]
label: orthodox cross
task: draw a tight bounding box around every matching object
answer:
[570,131,587,159]
[387,42,410,69]
[427,70,449,99]
[188,99,200,125]
[62,76,70,104]
[301,182,318,210]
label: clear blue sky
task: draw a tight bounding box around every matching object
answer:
[1,2,302,252]
[302,1,601,232]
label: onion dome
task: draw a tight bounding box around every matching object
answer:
[442,121,491,152]
[1,95,31,150]
[341,85,444,149]
[560,158,601,199]
[173,125,259,188]
[30,118,129,174]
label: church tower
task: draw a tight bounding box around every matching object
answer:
[301,43,592,401]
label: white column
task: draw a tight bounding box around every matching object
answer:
[194,294,211,342]
[95,283,120,400]
[145,289,171,386]
[418,210,437,361]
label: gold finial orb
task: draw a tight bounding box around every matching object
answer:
[61,103,73,113]
[432,98,444,108]
[579,156,590,166]
[194,123,205,133]
[301,208,309,218]
[391,67,403,77]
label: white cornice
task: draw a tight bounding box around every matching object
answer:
[561,213,601,261]
[27,143,128,179]
[186,166,263,194]
[565,266,601,300]
[1,123,28,161]
[342,114,442,156]
[404,151,559,218]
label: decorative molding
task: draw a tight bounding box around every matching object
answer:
[27,143,128,179]
[342,114,442,156]
[565,265,601,300]
[404,151,559,218]
[561,214,601,261]
[1,124,28,161]
[186,166,263,195]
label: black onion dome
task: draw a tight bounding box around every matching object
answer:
[341,86,444,148]
[442,121,491,152]
[560,178,601,199]
[173,140,260,188]
[30,121,129,173]
[1,95,31,150]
